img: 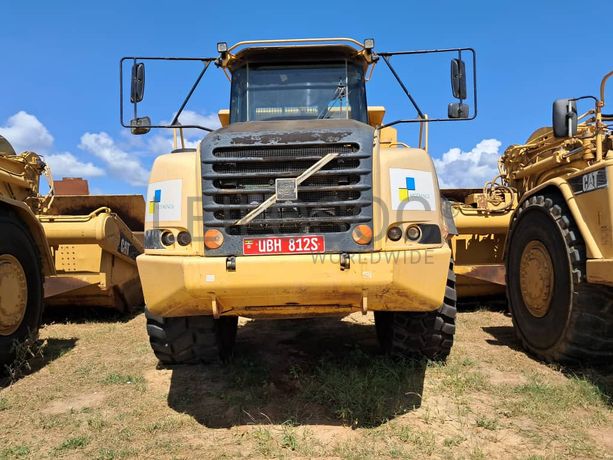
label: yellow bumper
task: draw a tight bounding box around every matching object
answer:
[138,247,451,318]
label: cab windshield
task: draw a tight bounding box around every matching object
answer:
[229,62,368,123]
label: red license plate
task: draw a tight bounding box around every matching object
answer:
[243,235,325,255]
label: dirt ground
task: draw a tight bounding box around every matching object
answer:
[0,308,611,459]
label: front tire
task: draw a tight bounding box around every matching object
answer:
[0,210,44,370]
[145,308,238,365]
[506,194,613,363]
[375,259,457,361]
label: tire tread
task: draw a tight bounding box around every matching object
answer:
[376,259,457,361]
[144,308,237,365]
[506,193,613,363]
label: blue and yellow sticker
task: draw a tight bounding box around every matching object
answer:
[398,177,416,202]
[149,189,161,214]
[389,168,436,211]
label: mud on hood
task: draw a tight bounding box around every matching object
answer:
[200,119,375,150]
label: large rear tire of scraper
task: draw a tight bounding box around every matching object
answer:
[145,308,238,365]
[0,210,44,370]
[506,194,613,363]
[374,258,456,361]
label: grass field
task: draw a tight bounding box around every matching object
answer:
[1,309,611,459]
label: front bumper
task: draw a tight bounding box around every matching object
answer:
[138,246,452,318]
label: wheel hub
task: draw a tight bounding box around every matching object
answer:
[0,255,28,336]
[519,240,554,318]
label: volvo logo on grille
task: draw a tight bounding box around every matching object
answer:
[234,152,340,226]
[275,178,298,201]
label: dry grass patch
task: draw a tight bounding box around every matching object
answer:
[0,309,610,459]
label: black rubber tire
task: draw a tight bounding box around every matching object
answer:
[145,308,238,365]
[0,210,44,369]
[506,193,613,363]
[374,259,457,361]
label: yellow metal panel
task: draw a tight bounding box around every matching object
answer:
[43,276,97,298]
[454,264,505,285]
[41,209,143,310]
[145,150,204,256]
[45,195,145,232]
[453,212,512,234]
[54,244,102,273]
[379,127,397,145]
[138,246,451,318]
[519,177,604,259]
[572,163,613,259]
[372,138,444,252]
[586,259,613,286]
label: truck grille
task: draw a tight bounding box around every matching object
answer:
[202,143,372,236]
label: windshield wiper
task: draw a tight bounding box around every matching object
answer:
[318,80,347,119]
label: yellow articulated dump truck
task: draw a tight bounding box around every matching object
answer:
[120,38,479,363]
[0,135,144,368]
[450,71,613,363]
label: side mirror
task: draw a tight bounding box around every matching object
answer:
[552,98,577,138]
[448,102,469,119]
[130,63,145,103]
[450,58,467,100]
[130,116,151,135]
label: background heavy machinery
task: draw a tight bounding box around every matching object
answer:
[121,38,478,364]
[0,135,144,368]
[449,71,613,363]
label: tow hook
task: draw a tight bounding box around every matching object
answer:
[340,253,350,271]
[226,256,236,272]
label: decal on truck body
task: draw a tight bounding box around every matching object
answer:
[389,168,437,211]
[146,179,183,222]
[569,168,608,195]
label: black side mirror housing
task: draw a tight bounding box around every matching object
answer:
[130,63,146,103]
[552,98,577,138]
[448,102,469,119]
[130,116,151,135]
[451,58,467,100]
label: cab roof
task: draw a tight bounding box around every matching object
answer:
[228,44,369,72]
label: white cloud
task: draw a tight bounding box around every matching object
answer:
[158,110,221,147]
[44,152,105,178]
[79,132,150,186]
[0,111,54,154]
[0,111,106,181]
[176,110,221,132]
[434,139,502,189]
[122,110,220,156]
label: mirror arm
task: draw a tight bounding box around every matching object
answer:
[120,56,217,131]
[570,95,599,104]
[171,60,212,126]
[168,124,213,132]
[380,55,425,119]
[380,115,475,129]
[568,96,599,137]
[377,48,478,123]
[119,58,127,127]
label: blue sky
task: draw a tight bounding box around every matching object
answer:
[2,1,611,194]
